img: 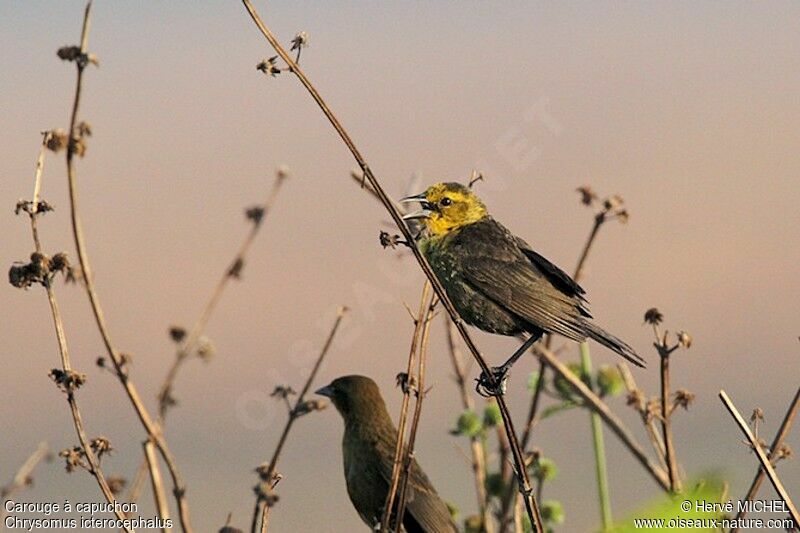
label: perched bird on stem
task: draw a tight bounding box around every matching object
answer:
[402,182,645,394]
[316,375,457,532]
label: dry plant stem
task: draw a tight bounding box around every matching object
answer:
[64,4,191,530]
[504,212,610,532]
[241,4,543,529]
[253,307,348,533]
[24,137,132,530]
[445,322,494,533]
[1,442,49,524]
[719,390,800,528]
[618,364,667,468]
[520,210,607,453]
[535,345,670,491]
[732,386,800,529]
[380,283,432,532]
[143,441,169,533]
[127,174,288,506]
[658,345,681,492]
[395,292,437,529]
[157,173,287,418]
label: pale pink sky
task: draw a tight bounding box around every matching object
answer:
[2,2,799,531]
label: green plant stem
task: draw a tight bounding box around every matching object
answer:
[580,342,612,530]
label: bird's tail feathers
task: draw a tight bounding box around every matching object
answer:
[585,321,646,368]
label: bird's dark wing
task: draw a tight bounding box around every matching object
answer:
[373,439,456,533]
[514,237,586,301]
[455,219,589,341]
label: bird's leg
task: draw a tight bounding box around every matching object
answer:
[476,334,541,396]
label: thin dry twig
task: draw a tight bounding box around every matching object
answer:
[534,345,670,491]
[157,168,289,418]
[505,198,622,531]
[394,290,438,529]
[17,133,131,530]
[142,441,169,532]
[252,306,348,533]
[732,386,800,529]
[62,4,191,529]
[240,3,543,528]
[652,328,682,493]
[446,321,494,533]
[1,442,49,526]
[380,283,432,532]
[719,390,799,528]
[618,363,667,469]
[128,168,288,505]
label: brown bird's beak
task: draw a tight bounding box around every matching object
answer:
[401,192,433,220]
[315,384,334,398]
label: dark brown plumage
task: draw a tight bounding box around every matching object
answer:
[316,375,457,533]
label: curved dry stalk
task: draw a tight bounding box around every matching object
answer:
[252,306,348,533]
[22,135,131,530]
[63,3,191,530]
[719,390,799,528]
[128,169,288,505]
[157,170,288,418]
[732,386,800,529]
[534,345,670,491]
[618,363,667,469]
[445,321,494,533]
[380,283,432,532]
[240,3,542,529]
[394,290,437,529]
[1,442,49,524]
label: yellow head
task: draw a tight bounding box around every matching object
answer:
[403,182,488,236]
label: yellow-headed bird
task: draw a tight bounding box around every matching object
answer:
[402,182,644,392]
[316,375,457,532]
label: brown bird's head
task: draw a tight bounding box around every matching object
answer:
[316,375,391,425]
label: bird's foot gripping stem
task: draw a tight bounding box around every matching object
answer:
[474,334,541,397]
[475,365,511,396]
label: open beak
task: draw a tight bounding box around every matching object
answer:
[315,384,334,398]
[401,192,433,220]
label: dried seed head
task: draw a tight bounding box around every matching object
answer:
[245,206,265,224]
[59,446,86,473]
[773,443,793,462]
[603,195,624,211]
[195,336,216,361]
[44,129,69,153]
[49,368,87,393]
[676,331,693,349]
[751,407,764,423]
[616,209,630,224]
[290,31,309,51]
[379,231,402,249]
[276,165,290,182]
[626,389,646,411]
[256,56,281,76]
[228,257,244,279]
[293,399,328,416]
[57,46,82,62]
[396,372,417,394]
[270,385,296,400]
[169,326,187,343]
[644,308,664,325]
[576,185,597,206]
[90,437,113,458]
[673,389,695,410]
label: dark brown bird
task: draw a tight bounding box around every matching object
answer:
[402,182,645,393]
[316,375,457,533]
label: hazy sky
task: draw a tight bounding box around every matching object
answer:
[2,2,799,531]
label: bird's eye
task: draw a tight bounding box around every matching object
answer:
[440,197,452,207]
